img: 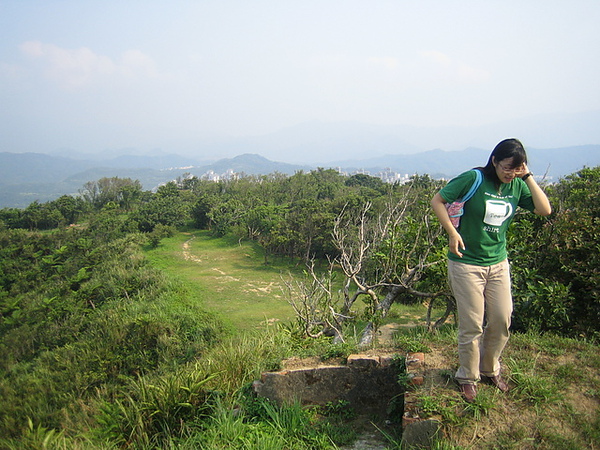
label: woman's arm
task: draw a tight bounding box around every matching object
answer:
[431,192,465,258]
[521,164,552,216]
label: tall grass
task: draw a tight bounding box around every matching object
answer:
[94,370,218,448]
[201,329,289,393]
[178,399,337,450]
[88,323,360,449]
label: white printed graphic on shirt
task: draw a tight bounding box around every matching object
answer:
[484,200,513,226]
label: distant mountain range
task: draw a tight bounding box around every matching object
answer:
[40,110,600,164]
[1,145,599,208]
[335,145,600,180]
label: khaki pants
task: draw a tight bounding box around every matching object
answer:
[448,259,513,385]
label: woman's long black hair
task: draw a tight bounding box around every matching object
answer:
[478,138,528,189]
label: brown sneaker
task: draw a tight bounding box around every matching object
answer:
[484,375,510,393]
[459,383,477,403]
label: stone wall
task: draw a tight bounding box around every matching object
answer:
[253,354,403,418]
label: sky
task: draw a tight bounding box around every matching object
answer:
[1,1,600,160]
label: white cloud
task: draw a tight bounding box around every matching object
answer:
[419,50,490,83]
[120,49,159,78]
[18,41,160,89]
[367,56,401,69]
[0,62,24,80]
[364,52,489,88]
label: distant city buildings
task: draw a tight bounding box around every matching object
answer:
[200,168,240,182]
[165,166,415,186]
[334,166,413,184]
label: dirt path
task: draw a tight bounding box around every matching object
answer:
[182,235,203,263]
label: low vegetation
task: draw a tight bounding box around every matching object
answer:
[0,166,598,448]
[394,326,600,449]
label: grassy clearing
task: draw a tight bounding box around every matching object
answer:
[144,229,449,334]
[145,230,300,331]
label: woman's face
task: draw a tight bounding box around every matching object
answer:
[493,157,525,184]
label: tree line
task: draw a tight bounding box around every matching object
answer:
[1,167,600,339]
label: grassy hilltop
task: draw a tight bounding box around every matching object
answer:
[1,166,600,448]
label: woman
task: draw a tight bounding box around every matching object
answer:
[431,138,552,402]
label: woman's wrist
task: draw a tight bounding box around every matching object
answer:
[521,172,533,181]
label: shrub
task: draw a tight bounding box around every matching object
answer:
[0,226,224,441]
[509,166,600,337]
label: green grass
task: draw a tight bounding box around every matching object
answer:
[145,231,299,331]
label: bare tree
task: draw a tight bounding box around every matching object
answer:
[284,182,453,346]
[282,259,350,341]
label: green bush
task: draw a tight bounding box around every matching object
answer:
[509,166,600,338]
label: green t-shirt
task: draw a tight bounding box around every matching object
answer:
[439,170,536,266]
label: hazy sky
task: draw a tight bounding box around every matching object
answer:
[1,1,599,157]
